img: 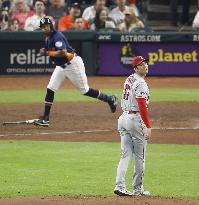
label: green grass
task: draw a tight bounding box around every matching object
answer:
[0,88,199,104]
[0,141,198,199]
[150,88,199,102]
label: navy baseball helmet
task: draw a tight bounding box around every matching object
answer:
[39,17,53,28]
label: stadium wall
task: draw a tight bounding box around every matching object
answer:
[0,31,199,76]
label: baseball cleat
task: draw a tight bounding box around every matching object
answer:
[108,95,117,113]
[114,187,133,196]
[34,116,49,127]
[132,190,150,196]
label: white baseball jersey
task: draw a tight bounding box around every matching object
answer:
[121,73,149,112]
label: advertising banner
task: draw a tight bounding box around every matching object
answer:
[0,41,81,75]
[98,43,199,76]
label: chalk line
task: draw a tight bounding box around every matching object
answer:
[0,127,198,137]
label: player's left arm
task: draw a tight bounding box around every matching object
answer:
[136,97,151,141]
[135,83,151,128]
[136,98,151,128]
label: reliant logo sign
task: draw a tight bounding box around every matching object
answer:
[10,49,50,65]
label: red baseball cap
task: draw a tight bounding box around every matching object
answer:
[132,56,148,67]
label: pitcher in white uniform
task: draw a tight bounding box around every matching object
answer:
[114,56,151,196]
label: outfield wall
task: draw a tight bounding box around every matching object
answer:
[0,31,199,76]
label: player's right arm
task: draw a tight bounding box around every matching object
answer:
[39,38,74,60]
[40,49,74,61]
[45,49,74,60]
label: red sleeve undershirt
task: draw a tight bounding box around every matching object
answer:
[136,98,151,128]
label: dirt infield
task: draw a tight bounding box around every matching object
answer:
[0,195,199,205]
[0,102,199,144]
[0,76,199,144]
[0,76,199,205]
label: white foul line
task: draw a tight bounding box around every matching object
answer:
[153,127,199,130]
[0,127,198,137]
[0,129,111,137]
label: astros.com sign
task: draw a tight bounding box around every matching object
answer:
[10,49,50,65]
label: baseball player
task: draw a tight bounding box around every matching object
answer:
[114,56,151,196]
[34,17,117,127]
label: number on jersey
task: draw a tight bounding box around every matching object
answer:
[123,84,131,100]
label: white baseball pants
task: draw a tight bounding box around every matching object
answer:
[47,55,89,94]
[115,112,147,192]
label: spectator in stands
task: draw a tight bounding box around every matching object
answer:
[89,8,115,30]
[58,2,89,31]
[24,0,45,31]
[192,10,199,31]
[118,7,144,32]
[73,17,85,30]
[66,0,116,8]
[68,17,88,30]
[46,0,66,27]
[8,17,21,31]
[0,8,10,30]
[66,0,92,7]
[106,0,117,9]
[11,0,34,29]
[42,0,50,8]
[2,0,11,10]
[82,0,108,22]
[170,0,191,27]
[109,0,138,26]
[127,0,136,4]
[130,0,144,13]
[127,0,139,16]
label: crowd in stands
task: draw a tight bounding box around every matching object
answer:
[170,0,190,27]
[0,0,199,32]
[0,0,147,32]
[169,0,199,31]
